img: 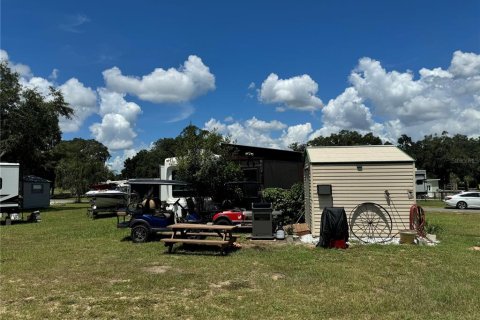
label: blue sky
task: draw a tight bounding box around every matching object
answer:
[2,0,479,171]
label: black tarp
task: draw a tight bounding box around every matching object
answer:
[317,207,349,248]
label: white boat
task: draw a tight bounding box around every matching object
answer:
[85,181,128,210]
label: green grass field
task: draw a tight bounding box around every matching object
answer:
[416,199,446,208]
[1,203,479,319]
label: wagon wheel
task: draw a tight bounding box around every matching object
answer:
[349,202,393,243]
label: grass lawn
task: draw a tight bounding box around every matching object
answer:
[1,204,479,320]
[416,199,446,208]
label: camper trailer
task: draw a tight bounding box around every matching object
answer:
[0,162,21,222]
[0,162,41,223]
[415,170,428,198]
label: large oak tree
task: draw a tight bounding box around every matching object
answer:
[0,62,73,183]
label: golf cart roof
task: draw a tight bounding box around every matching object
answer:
[126,179,188,186]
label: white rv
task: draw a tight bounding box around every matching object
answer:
[0,162,41,223]
[159,157,178,202]
[415,169,428,198]
[0,162,21,221]
[159,157,218,217]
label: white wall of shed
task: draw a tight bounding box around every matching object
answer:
[304,164,312,230]
[306,162,416,237]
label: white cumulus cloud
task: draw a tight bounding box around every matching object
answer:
[259,73,323,112]
[419,67,453,79]
[108,148,139,173]
[449,50,480,77]
[244,117,287,131]
[0,49,33,78]
[280,123,314,147]
[21,77,98,132]
[89,89,142,151]
[98,89,142,123]
[322,87,374,131]
[59,79,98,132]
[19,76,53,97]
[103,55,215,103]
[204,117,314,149]
[316,51,480,141]
[349,57,423,118]
[90,113,137,150]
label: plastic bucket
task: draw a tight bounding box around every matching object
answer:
[399,230,417,244]
[276,229,285,240]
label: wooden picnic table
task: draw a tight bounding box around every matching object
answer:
[160,223,238,255]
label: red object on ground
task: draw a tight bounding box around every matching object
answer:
[329,239,347,249]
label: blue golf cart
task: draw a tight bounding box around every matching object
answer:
[117,179,201,243]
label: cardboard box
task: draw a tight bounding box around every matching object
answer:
[293,223,310,236]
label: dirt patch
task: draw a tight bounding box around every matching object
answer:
[271,273,286,281]
[240,240,290,250]
[469,246,480,251]
[210,280,252,291]
[109,279,131,284]
[143,265,171,274]
[210,280,232,289]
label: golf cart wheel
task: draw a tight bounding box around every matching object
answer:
[349,202,393,243]
[214,218,231,225]
[131,225,150,243]
[456,201,467,209]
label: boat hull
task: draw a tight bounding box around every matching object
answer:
[86,191,127,209]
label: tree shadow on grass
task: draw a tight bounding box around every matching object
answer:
[165,244,241,256]
[119,234,241,256]
[119,233,172,242]
[45,206,85,212]
[0,219,39,227]
[89,212,118,220]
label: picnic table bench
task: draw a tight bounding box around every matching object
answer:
[161,223,238,255]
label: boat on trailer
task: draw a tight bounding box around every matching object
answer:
[85,181,128,217]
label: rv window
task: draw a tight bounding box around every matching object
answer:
[31,184,44,193]
[0,178,2,189]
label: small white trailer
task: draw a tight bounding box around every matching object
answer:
[0,162,40,224]
[0,162,20,223]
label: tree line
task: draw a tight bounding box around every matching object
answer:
[397,132,480,190]
[126,128,480,191]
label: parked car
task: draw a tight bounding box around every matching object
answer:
[444,191,480,209]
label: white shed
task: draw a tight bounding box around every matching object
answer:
[304,146,416,240]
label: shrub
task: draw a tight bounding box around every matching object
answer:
[262,183,304,224]
[424,221,444,234]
